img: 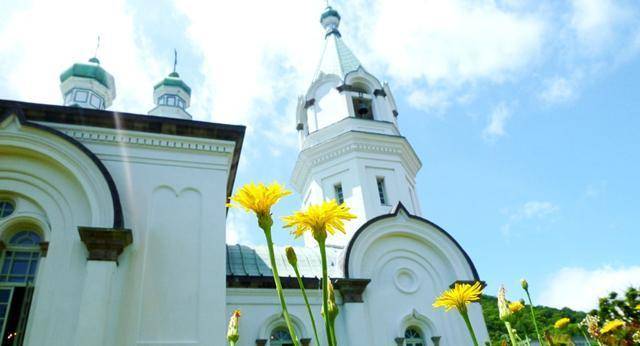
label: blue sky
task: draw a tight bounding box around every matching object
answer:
[1,0,639,311]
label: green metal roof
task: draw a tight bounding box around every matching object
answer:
[154,73,192,96]
[59,60,110,88]
[226,244,342,278]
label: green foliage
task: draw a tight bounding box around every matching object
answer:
[481,295,587,343]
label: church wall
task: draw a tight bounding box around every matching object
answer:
[47,124,235,346]
[297,148,418,249]
[345,213,489,346]
[227,288,349,346]
[1,118,119,346]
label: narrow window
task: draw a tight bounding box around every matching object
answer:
[334,183,344,204]
[376,177,388,205]
[405,327,424,346]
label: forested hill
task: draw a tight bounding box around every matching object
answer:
[480,295,587,342]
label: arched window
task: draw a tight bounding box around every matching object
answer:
[405,327,424,346]
[0,230,42,345]
[270,327,294,346]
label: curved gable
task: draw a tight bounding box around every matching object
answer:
[344,202,480,281]
[0,107,123,228]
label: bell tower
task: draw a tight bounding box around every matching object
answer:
[291,7,423,248]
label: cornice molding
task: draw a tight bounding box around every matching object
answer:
[291,131,422,191]
[52,125,235,154]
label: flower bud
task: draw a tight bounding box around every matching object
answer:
[285,246,297,267]
[498,285,512,321]
[227,310,241,343]
[327,280,339,321]
[520,279,529,291]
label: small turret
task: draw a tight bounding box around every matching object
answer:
[59,57,116,110]
[148,51,192,119]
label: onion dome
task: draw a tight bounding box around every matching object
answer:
[321,6,341,36]
[148,70,192,119]
[59,57,116,110]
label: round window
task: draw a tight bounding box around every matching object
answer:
[0,200,15,219]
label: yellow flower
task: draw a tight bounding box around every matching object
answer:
[282,200,356,242]
[635,303,640,310]
[433,282,483,313]
[554,317,570,329]
[227,310,241,343]
[600,319,624,334]
[228,182,291,218]
[509,301,525,313]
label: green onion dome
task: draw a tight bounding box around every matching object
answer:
[59,58,110,88]
[153,71,192,96]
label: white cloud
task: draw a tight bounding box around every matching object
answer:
[0,0,163,113]
[225,209,255,246]
[570,0,627,53]
[501,200,559,236]
[514,201,559,220]
[539,265,640,311]
[540,77,576,104]
[483,103,511,140]
[361,0,545,86]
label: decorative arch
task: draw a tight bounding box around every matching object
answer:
[398,309,437,340]
[344,67,383,92]
[0,108,123,228]
[258,313,309,341]
[344,202,480,281]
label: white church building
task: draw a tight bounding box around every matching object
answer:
[0,7,488,346]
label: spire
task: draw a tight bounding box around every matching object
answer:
[59,39,116,110]
[148,50,192,119]
[313,6,362,82]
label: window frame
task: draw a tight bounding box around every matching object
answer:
[333,183,344,205]
[376,176,389,206]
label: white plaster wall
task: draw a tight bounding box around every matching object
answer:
[297,148,420,249]
[346,211,490,346]
[227,288,349,346]
[39,123,236,346]
[0,118,116,346]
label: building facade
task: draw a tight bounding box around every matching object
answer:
[0,7,487,346]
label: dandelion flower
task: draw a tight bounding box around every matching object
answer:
[433,282,483,313]
[228,182,291,218]
[508,301,525,313]
[554,317,570,329]
[282,200,356,242]
[635,303,640,311]
[600,319,624,334]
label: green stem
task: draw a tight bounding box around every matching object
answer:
[229,341,236,346]
[292,265,321,346]
[460,310,479,346]
[329,320,338,346]
[504,321,518,346]
[264,228,300,346]
[524,290,543,345]
[318,239,334,346]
